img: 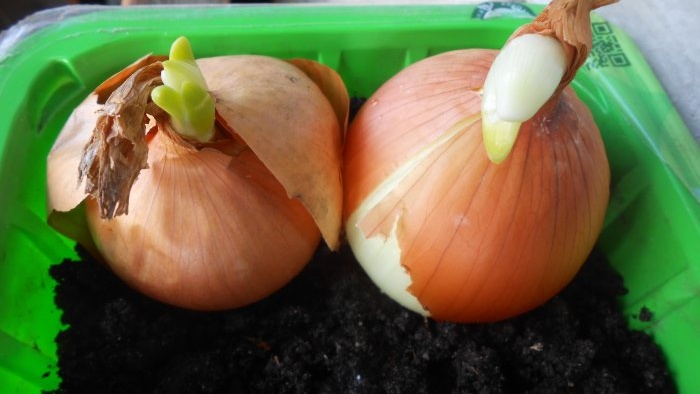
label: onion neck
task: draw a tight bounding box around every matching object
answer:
[151,36,216,143]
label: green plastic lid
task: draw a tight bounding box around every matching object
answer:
[1,3,698,393]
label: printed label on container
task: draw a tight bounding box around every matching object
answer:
[585,22,631,69]
[472,2,536,20]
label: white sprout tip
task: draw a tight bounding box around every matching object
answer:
[481,33,567,163]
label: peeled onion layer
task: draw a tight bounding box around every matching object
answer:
[344,49,610,322]
[198,55,345,250]
[47,54,347,310]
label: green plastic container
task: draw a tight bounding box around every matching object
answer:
[1,3,698,393]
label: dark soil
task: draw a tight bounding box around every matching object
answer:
[48,243,676,394]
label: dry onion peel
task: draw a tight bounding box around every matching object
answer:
[47,37,347,310]
[344,0,613,322]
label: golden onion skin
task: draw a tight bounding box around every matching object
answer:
[344,49,610,322]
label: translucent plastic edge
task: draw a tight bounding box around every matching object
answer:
[0,6,108,63]
[588,14,700,205]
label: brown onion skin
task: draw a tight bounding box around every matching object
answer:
[86,131,320,311]
[343,49,610,322]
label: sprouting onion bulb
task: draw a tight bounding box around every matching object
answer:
[47,37,348,310]
[343,0,614,322]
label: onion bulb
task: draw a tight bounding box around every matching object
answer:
[343,0,614,322]
[47,37,348,310]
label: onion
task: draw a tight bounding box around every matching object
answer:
[343,0,613,322]
[47,37,348,310]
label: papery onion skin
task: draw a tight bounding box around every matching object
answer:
[343,49,610,322]
[86,131,320,310]
[199,55,344,250]
[47,52,346,310]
